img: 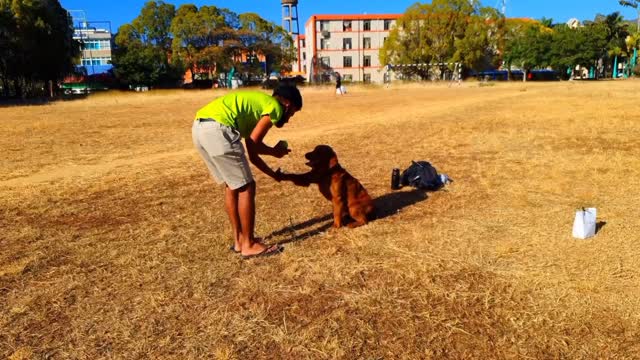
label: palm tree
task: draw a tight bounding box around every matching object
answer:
[596,12,630,77]
[625,33,639,75]
[619,0,640,32]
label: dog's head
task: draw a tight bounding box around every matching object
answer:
[305,145,339,172]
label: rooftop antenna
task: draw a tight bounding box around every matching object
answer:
[67,10,95,75]
[67,9,87,29]
[281,0,300,35]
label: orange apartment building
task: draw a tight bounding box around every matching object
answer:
[295,14,401,84]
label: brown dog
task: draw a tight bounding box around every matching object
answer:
[277,145,375,228]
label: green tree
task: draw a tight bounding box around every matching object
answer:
[539,17,555,28]
[112,24,170,86]
[170,4,236,80]
[238,12,295,76]
[596,12,629,46]
[380,0,501,79]
[591,12,630,77]
[625,32,640,52]
[619,0,640,32]
[454,6,504,73]
[548,23,608,79]
[504,22,553,81]
[132,0,175,51]
[113,2,294,87]
[170,5,291,83]
[0,2,17,97]
[111,0,182,87]
[0,0,78,98]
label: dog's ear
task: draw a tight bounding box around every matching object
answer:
[328,152,339,168]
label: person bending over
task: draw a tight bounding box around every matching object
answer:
[192,85,303,259]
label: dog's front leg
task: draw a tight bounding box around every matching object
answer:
[276,169,314,187]
[332,196,344,228]
[330,178,346,228]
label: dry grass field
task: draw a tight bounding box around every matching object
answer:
[1,80,640,359]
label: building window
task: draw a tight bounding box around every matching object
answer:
[321,38,330,49]
[384,20,392,30]
[363,55,371,67]
[81,57,111,66]
[363,73,371,83]
[320,21,329,31]
[247,53,258,63]
[343,38,352,50]
[363,37,371,49]
[82,39,111,50]
[343,74,353,82]
[302,52,306,60]
[303,65,307,73]
[343,20,352,31]
[320,57,330,68]
[343,56,352,67]
[301,39,305,47]
[363,20,371,31]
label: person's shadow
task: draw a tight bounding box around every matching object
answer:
[266,189,429,245]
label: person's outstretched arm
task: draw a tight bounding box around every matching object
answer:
[245,115,289,179]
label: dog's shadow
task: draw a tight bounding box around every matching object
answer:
[373,188,429,220]
[267,189,429,245]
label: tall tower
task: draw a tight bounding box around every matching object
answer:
[281,0,300,35]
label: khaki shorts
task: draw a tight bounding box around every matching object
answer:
[192,119,253,190]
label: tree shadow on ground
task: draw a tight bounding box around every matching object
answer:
[267,189,429,245]
[0,94,89,107]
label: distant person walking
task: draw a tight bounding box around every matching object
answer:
[192,85,303,259]
[335,72,343,95]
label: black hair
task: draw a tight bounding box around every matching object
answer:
[273,84,303,110]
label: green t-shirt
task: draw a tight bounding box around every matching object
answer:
[195,91,283,138]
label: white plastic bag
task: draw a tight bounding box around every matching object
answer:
[572,207,597,239]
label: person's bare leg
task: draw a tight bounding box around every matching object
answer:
[237,181,275,256]
[224,185,241,252]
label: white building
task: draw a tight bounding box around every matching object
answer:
[73,26,113,75]
[294,14,401,84]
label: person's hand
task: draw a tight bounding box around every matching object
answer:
[273,141,291,158]
[274,168,284,182]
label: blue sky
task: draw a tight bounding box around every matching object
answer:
[60,0,639,33]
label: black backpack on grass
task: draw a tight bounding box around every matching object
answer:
[400,161,443,191]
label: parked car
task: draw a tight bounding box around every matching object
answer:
[61,82,109,95]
